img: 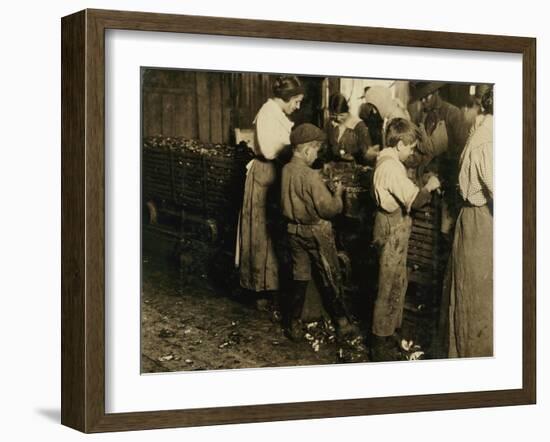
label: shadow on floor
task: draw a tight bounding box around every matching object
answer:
[35,408,60,423]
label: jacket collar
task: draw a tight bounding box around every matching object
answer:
[290,154,310,167]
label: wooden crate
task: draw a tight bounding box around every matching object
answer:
[172,150,206,212]
[408,201,443,287]
[142,147,174,203]
[203,155,249,217]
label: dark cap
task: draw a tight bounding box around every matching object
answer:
[290,123,326,146]
[359,86,370,99]
[413,81,445,100]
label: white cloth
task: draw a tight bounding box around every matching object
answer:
[253,98,294,160]
[373,148,419,213]
[458,114,493,206]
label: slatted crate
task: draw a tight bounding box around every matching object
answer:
[171,150,206,213]
[408,201,443,287]
[142,136,252,221]
[142,146,174,203]
[203,154,250,217]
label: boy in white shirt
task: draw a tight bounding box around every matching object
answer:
[370,118,441,361]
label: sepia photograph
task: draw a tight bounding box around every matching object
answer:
[140,68,494,373]
[54,4,537,436]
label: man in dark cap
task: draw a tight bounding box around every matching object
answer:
[412,81,470,237]
[280,123,359,342]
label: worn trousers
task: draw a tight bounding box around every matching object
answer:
[372,210,412,337]
[287,220,347,321]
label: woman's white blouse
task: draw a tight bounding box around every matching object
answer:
[253,99,294,160]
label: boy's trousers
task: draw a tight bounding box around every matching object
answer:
[372,209,413,337]
[287,220,347,319]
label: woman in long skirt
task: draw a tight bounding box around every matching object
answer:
[237,76,304,308]
[442,88,494,358]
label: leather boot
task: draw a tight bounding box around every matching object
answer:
[282,280,308,341]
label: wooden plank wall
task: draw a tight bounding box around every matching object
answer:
[142,69,337,143]
[142,69,275,144]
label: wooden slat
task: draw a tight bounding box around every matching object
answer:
[412,218,437,231]
[409,235,433,246]
[409,240,433,254]
[239,73,252,128]
[249,74,257,120]
[408,253,435,268]
[143,176,172,186]
[522,32,537,404]
[408,250,434,263]
[262,74,271,103]
[251,74,262,121]
[142,156,170,166]
[209,74,223,143]
[61,10,86,432]
[408,242,434,255]
[411,224,435,236]
[195,72,211,141]
[178,72,198,138]
[161,93,176,136]
[142,154,170,163]
[173,95,186,137]
[143,92,162,136]
[90,9,533,53]
[408,270,433,286]
[221,74,232,143]
[328,77,340,95]
[143,180,172,189]
[143,86,192,95]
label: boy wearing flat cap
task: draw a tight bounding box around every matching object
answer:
[281,123,359,341]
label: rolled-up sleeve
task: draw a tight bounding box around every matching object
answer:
[388,173,420,213]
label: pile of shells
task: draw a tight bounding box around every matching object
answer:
[143,136,252,158]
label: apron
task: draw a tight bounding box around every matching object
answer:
[236,158,280,292]
[442,204,493,357]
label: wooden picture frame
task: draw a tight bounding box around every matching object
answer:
[61,8,536,433]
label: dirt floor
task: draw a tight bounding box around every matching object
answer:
[141,261,367,373]
[140,252,440,373]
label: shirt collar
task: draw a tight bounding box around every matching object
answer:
[377,147,400,162]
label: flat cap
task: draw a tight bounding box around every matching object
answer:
[413,81,445,100]
[290,123,326,146]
